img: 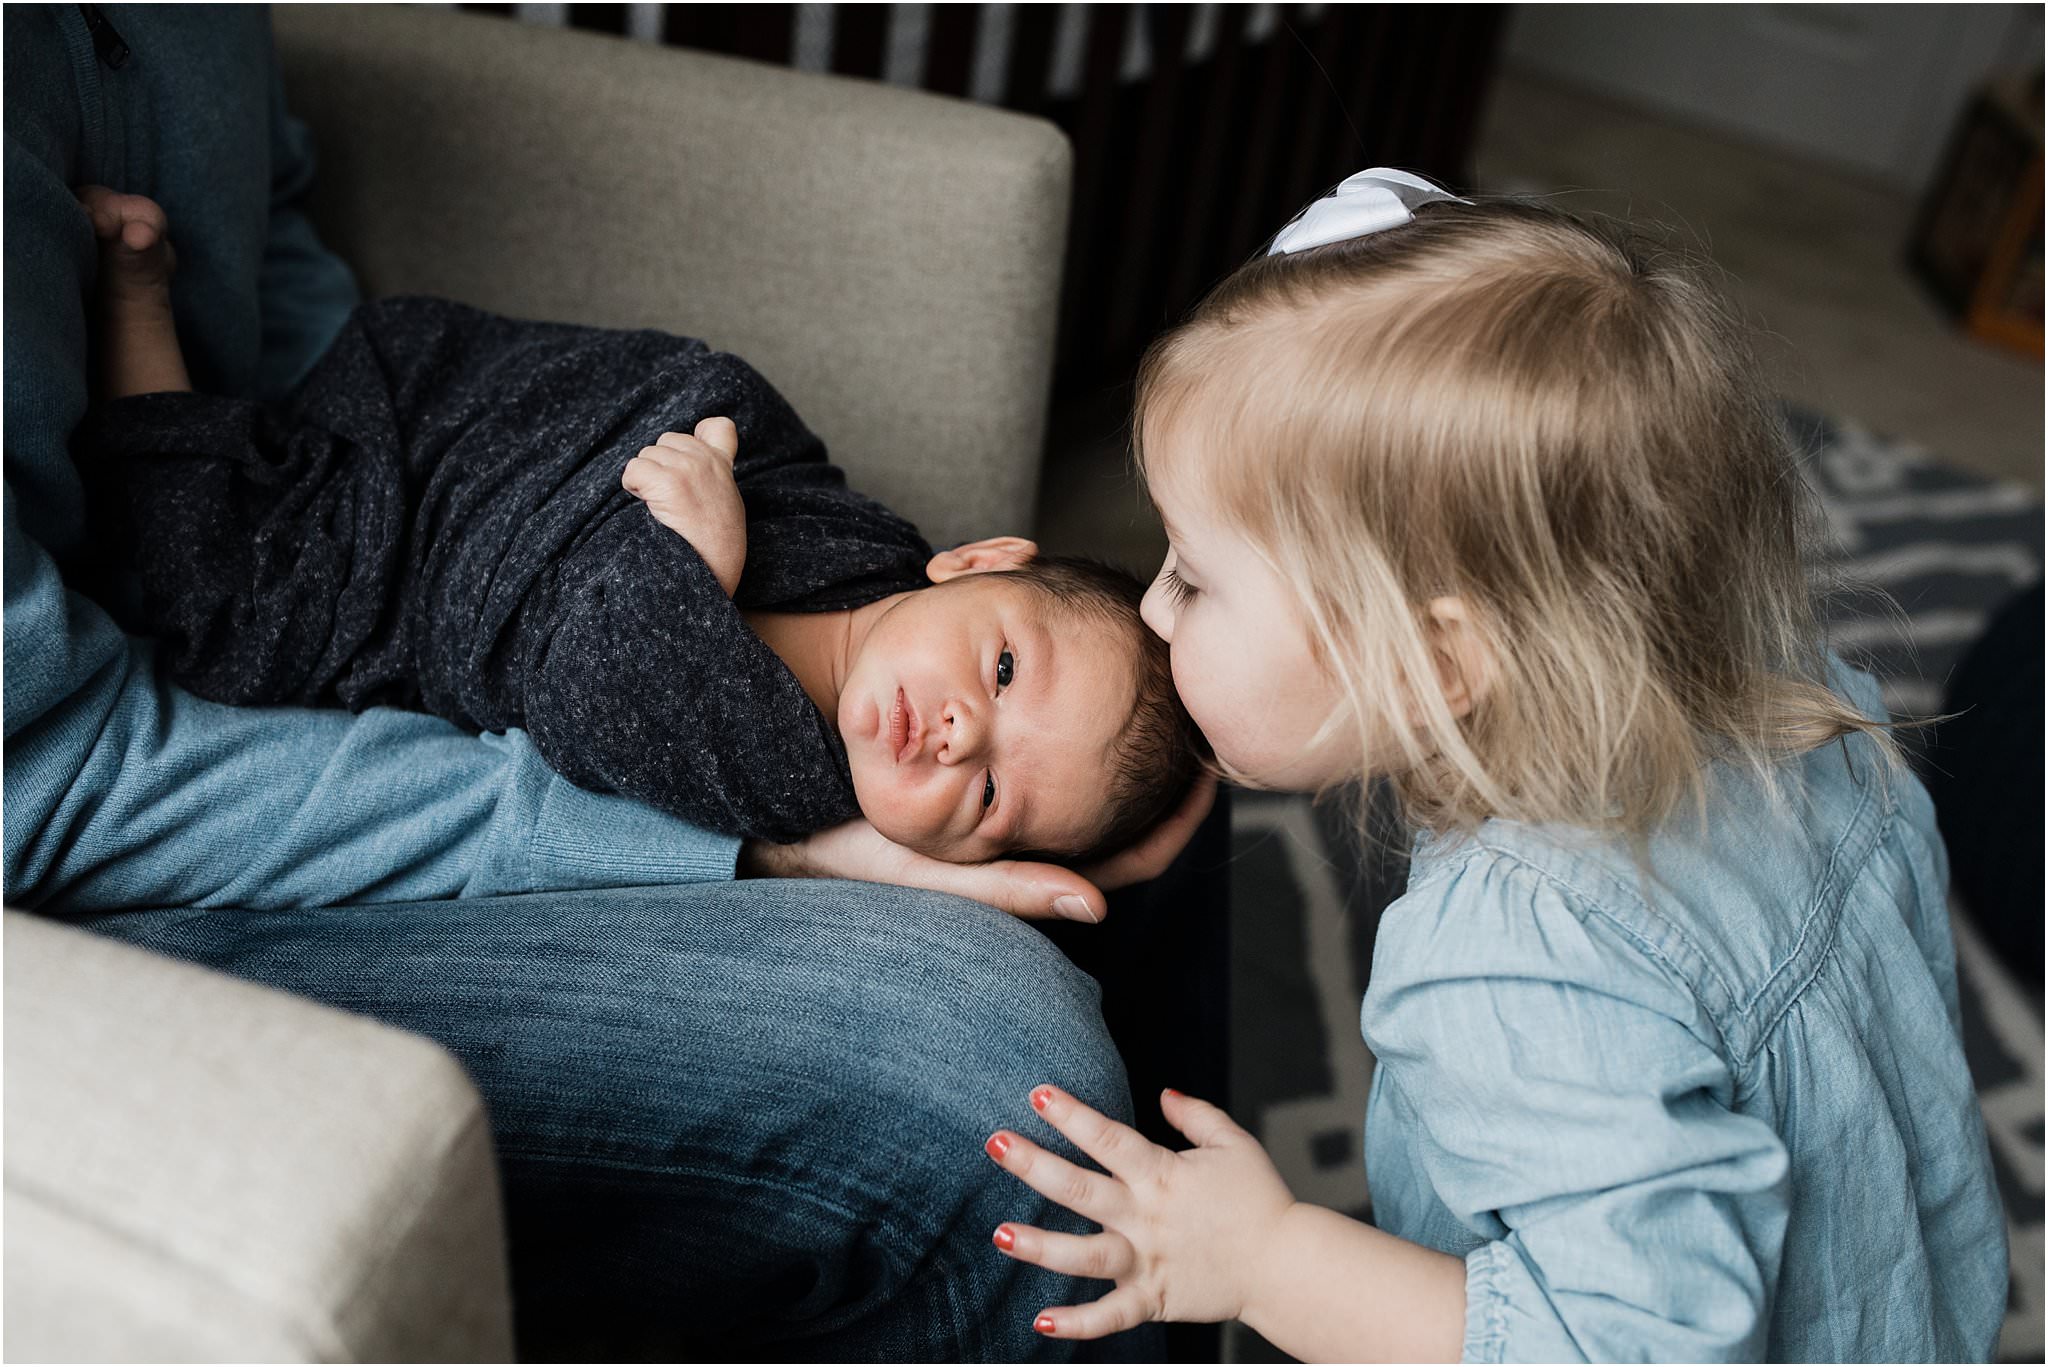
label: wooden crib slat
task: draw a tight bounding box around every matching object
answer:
[1004,3,1057,111]
[732,5,794,65]
[828,3,888,79]
[1226,6,1306,264]
[1060,4,1133,378]
[565,5,628,36]
[1106,5,1194,358]
[1166,4,1254,314]
[924,4,978,98]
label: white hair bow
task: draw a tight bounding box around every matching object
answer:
[1266,167,1470,256]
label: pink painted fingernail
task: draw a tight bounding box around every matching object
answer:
[1163,1087,1180,1098]
[1035,1315,1058,1336]
[985,1132,1012,1161]
[992,1225,1017,1251]
[1031,1086,1055,1112]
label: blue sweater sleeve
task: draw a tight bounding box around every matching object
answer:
[2,5,740,912]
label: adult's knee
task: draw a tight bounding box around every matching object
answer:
[457,879,1129,1210]
[745,879,1133,1219]
[759,881,1129,1358]
[570,879,1130,1357]
[826,881,1129,1117]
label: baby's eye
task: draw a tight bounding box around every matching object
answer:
[982,772,996,810]
[995,649,1015,690]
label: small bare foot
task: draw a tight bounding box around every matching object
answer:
[76,185,177,308]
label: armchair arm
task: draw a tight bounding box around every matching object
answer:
[273,5,1072,548]
[3,912,512,1362]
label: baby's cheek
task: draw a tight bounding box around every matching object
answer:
[845,760,889,831]
[870,806,960,860]
[863,801,919,848]
[850,767,946,853]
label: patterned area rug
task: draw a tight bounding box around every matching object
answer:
[1225,413,2044,1362]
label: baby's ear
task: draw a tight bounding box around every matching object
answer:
[926,536,1038,583]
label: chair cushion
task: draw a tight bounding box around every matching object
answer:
[3,911,512,1362]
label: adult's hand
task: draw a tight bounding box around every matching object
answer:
[739,771,1219,922]
[1079,770,1217,891]
[741,819,1111,923]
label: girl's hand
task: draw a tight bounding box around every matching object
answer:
[985,1084,1296,1340]
[623,417,747,595]
[741,818,1110,923]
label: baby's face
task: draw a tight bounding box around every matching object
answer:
[838,574,1138,862]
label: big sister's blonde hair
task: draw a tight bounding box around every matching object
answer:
[1134,196,1900,839]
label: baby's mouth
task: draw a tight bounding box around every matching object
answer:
[891,687,924,764]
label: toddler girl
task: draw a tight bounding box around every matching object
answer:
[980,171,2006,1360]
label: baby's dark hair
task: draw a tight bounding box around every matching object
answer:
[994,554,1205,864]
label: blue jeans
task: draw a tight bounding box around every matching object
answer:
[79,880,1157,1360]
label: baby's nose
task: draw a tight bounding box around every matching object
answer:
[934,700,983,765]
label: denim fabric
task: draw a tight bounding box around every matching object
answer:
[81,879,1158,1360]
[1361,660,2006,1362]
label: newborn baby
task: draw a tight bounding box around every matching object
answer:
[75,188,1200,863]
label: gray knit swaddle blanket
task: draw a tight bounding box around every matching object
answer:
[82,297,934,841]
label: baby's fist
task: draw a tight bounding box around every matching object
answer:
[623,417,747,596]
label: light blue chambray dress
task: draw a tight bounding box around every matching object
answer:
[1360,661,2007,1362]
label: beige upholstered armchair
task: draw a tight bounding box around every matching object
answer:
[4,6,1070,1359]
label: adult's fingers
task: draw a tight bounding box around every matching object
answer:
[932,855,1107,923]
[990,1221,1135,1282]
[693,415,740,462]
[859,840,1108,924]
[1159,1088,1253,1149]
[1026,1083,1164,1185]
[1031,1287,1155,1341]
[1080,770,1217,891]
[984,1129,1125,1227]
[758,819,1108,923]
